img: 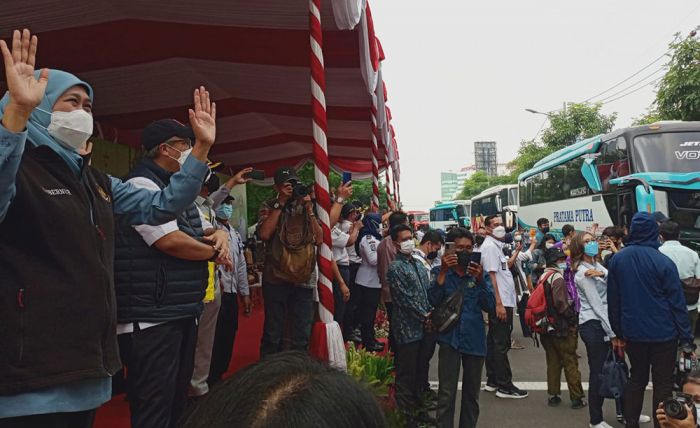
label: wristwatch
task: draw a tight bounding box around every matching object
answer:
[335,196,344,204]
[272,200,283,210]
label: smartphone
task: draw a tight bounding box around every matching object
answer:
[444,242,456,256]
[470,252,482,265]
[245,169,266,180]
[342,171,352,184]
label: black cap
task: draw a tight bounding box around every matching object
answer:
[204,174,220,194]
[222,195,235,204]
[652,211,669,223]
[141,119,195,151]
[544,247,567,266]
[274,166,300,185]
[341,203,357,218]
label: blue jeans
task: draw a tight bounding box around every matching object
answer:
[260,283,313,357]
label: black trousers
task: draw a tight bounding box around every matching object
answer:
[386,302,396,353]
[516,293,532,338]
[208,292,240,385]
[342,263,362,337]
[417,332,438,393]
[0,410,95,428]
[485,307,514,389]
[333,264,350,324]
[580,320,623,425]
[260,283,313,357]
[122,318,198,428]
[624,340,677,428]
[436,345,484,428]
[353,285,381,346]
[395,340,422,413]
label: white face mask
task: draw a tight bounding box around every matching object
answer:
[545,242,555,249]
[492,226,506,239]
[399,239,415,255]
[46,109,93,152]
[514,235,522,242]
[165,145,192,167]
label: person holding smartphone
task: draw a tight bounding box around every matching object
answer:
[429,227,494,428]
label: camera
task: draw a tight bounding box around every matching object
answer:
[663,392,697,420]
[291,181,313,199]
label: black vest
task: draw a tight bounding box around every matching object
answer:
[114,158,207,323]
[0,145,120,395]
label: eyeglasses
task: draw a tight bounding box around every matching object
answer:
[168,138,193,149]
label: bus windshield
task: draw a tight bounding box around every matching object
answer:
[633,132,700,173]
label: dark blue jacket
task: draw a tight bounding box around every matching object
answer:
[429,267,495,357]
[607,212,692,343]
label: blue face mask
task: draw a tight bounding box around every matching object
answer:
[216,204,233,220]
[584,241,599,257]
[557,262,568,271]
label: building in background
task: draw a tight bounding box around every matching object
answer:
[441,171,460,201]
[497,163,513,176]
[474,141,498,177]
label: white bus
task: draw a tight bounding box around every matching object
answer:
[470,184,519,230]
[429,200,472,231]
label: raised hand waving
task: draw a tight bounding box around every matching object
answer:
[0,29,48,115]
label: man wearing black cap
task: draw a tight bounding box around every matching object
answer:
[257,166,323,356]
[114,119,232,428]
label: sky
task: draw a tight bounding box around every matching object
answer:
[370,0,700,211]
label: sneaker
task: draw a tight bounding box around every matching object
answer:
[638,414,651,424]
[571,398,587,409]
[548,395,562,407]
[510,339,525,350]
[616,414,624,424]
[482,383,498,392]
[589,422,614,428]
[496,386,529,399]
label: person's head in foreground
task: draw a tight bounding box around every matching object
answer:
[179,351,386,428]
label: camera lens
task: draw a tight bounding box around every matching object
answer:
[664,399,687,420]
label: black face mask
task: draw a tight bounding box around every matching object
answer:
[427,250,439,260]
[541,227,550,234]
[475,235,485,246]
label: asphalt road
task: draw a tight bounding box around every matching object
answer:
[426,319,655,428]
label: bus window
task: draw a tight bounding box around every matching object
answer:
[499,189,507,210]
[599,137,630,191]
[509,187,518,206]
[633,132,700,174]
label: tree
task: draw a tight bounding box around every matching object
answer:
[654,32,700,121]
[509,103,617,178]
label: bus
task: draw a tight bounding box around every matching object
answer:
[470,184,519,231]
[429,200,472,231]
[517,121,700,251]
[407,210,429,230]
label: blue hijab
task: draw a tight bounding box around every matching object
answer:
[355,212,383,254]
[0,69,94,175]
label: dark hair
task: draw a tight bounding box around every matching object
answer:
[602,226,625,240]
[178,352,385,428]
[388,211,408,229]
[537,233,557,250]
[537,217,550,227]
[659,220,681,241]
[484,214,499,227]
[445,227,474,245]
[420,229,445,245]
[562,224,575,237]
[390,224,412,241]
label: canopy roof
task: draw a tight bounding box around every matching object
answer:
[0,0,399,179]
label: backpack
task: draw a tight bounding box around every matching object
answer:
[267,209,316,284]
[524,270,558,336]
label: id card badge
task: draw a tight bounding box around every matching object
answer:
[501,256,507,271]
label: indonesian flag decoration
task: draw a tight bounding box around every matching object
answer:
[370,95,380,212]
[308,0,347,371]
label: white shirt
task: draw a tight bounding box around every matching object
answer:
[412,249,432,274]
[575,262,615,339]
[117,176,212,335]
[481,235,517,308]
[217,223,250,296]
[331,225,350,266]
[356,235,381,288]
[341,220,362,264]
[660,240,700,311]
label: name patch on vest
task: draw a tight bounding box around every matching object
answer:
[42,187,72,196]
[96,185,111,203]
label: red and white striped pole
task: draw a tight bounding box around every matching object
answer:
[308,0,346,370]
[384,151,393,208]
[370,99,380,212]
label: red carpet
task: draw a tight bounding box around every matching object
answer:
[94,302,265,428]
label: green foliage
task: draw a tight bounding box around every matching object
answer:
[509,103,617,179]
[654,33,700,121]
[632,109,663,126]
[346,343,394,397]
[456,170,516,200]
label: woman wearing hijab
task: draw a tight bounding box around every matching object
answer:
[351,213,385,352]
[0,29,218,425]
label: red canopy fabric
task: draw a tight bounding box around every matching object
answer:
[0,0,400,177]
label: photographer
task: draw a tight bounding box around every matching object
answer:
[257,166,323,356]
[656,369,700,428]
[430,227,495,428]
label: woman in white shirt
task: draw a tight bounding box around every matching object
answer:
[353,213,384,353]
[571,232,650,428]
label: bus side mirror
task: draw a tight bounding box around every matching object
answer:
[451,209,458,221]
[580,158,603,193]
[635,184,655,213]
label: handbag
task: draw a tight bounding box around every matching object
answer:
[431,286,465,333]
[598,348,629,399]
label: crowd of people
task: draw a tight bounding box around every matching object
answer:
[1,28,700,428]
